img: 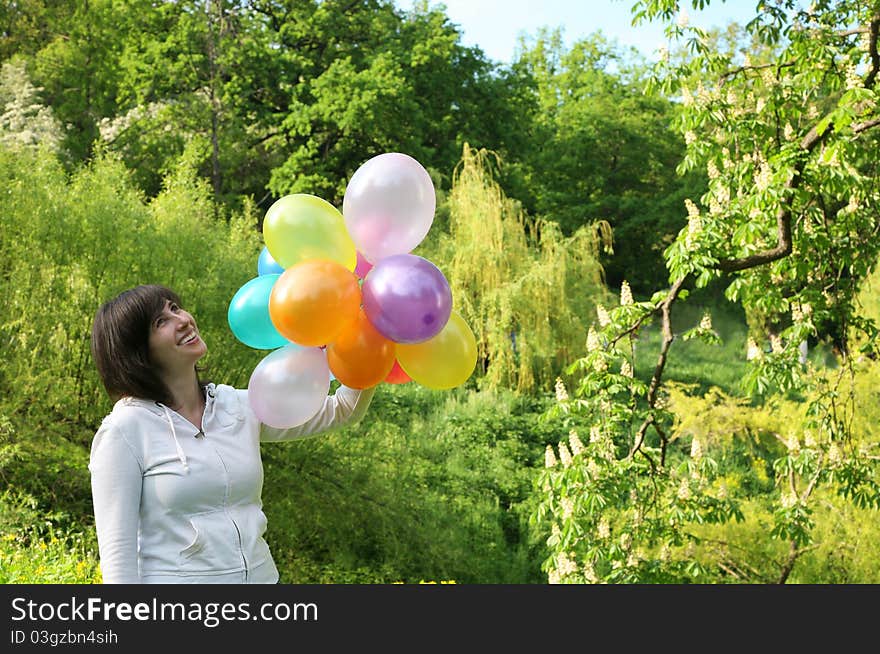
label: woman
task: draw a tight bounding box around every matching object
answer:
[89,284,375,584]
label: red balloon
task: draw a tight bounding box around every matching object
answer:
[384,360,412,385]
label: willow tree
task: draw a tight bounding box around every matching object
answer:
[534,1,880,583]
[436,143,611,393]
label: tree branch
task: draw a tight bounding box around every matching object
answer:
[864,15,879,89]
[714,15,878,275]
[854,116,880,134]
[629,275,688,468]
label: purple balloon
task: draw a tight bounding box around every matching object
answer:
[362,254,452,344]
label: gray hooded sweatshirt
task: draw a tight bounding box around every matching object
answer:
[89,382,374,583]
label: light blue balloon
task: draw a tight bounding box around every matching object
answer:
[228,275,289,350]
[258,246,285,276]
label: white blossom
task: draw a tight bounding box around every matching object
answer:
[700,314,712,331]
[0,60,64,152]
[681,86,694,106]
[677,9,690,27]
[620,360,633,378]
[544,444,558,468]
[828,442,842,464]
[569,430,585,457]
[561,497,574,520]
[596,304,611,327]
[583,562,599,583]
[686,212,702,250]
[707,160,720,180]
[805,430,818,448]
[559,442,573,468]
[556,552,578,578]
[754,161,773,191]
[587,327,601,352]
[620,281,633,306]
[770,334,784,354]
[722,147,733,169]
[845,64,861,90]
[677,479,691,500]
[845,195,860,213]
[554,377,569,403]
[690,437,703,461]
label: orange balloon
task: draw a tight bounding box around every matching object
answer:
[269,259,361,347]
[326,309,396,389]
[384,360,411,384]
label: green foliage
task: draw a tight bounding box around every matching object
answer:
[248,384,558,583]
[0,490,101,584]
[3,0,880,586]
[0,141,265,526]
[508,31,702,293]
[527,0,880,584]
[431,144,612,394]
[535,353,880,583]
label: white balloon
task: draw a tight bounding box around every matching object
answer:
[247,345,330,428]
[343,152,435,263]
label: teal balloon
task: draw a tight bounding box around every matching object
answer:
[258,246,285,276]
[228,275,289,349]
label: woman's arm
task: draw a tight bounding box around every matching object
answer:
[249,385,376,442]
[88,422,143,583]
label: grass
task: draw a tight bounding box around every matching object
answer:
[631,286,836,397]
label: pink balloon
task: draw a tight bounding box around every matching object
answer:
[343,153,436,263]
[354,251,374,279]
[247,345,330,428]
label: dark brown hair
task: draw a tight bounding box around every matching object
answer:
[91,284,204,405]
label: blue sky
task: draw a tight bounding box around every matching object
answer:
[394,0,759,63]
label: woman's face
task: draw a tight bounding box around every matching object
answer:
[148,299,207,375]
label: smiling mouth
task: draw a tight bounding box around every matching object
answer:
[179,332,199,346]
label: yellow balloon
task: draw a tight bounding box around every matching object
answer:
[396,312,477,390]
[263,194,357,271]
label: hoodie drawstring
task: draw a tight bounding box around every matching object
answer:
[160,404,190,473]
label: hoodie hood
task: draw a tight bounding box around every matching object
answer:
[114,383,221,472]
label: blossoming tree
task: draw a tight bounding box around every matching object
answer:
[533,0,880,583]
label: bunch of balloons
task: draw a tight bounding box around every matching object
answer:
[227,153,478,428]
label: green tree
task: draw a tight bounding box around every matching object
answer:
[533,0,880,583]
[0,57,63,152]
[433,144,611,394]
[265,0,518,205]
[28,0,129,162]
[510,30,700,293]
